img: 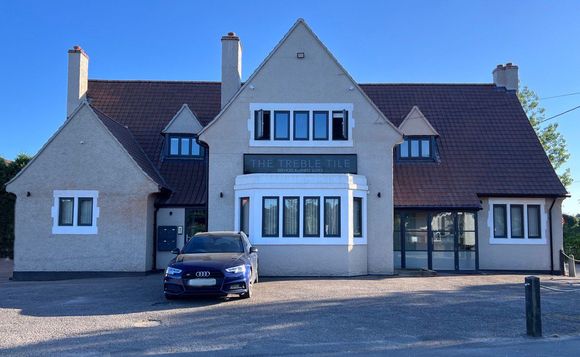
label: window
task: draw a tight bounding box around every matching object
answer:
[274,111,290,140]
[77,198,93,226]
[304,197,320,237]
[239,198,250,236]
[283,197,299,237]
[353,197,362,237]
[52,190,99,234]
[167,135,203,158]
[58,198,74,226]
[313,111,329,140]
[510,205,524,238]
[262,197,279,237]
[324,197,340,237]
[332,110,348,140]
[528,205,541,238]
[185,208,207,242]
[398,137,434,160]
[255,110,271,140]
[293,111,309,140]
[493,204,507,238]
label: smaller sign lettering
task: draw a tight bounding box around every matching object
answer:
[243,154,357,174]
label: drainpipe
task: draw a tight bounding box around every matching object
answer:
[548,198,556,275]
[153,205,159,272]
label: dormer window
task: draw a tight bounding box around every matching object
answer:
[167,135,203,158]
[398,136,434,160]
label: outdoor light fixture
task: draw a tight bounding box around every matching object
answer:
[377,192,381,198]
[26,191,31,197]
[249,84,255,90]
[169,211,173,216]
[220,192,224,198]
[296,52,305,59]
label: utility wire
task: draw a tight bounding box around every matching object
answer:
[540,92,580,100]
[538,105,580,123]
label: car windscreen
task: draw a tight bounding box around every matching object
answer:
[182,236,244,254]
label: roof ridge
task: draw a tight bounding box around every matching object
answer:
[359,83,495,86]
[88,79,221,84]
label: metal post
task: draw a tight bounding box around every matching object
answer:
[569,255,577,278]
[525,276,542,337]
[560,250,567,276]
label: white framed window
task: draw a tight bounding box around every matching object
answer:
[248,103,354,147]
[52,190,100,234]
[488,198,546,244]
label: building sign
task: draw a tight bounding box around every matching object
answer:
[243,154,357,174]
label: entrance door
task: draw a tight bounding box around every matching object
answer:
[394,211,478,272]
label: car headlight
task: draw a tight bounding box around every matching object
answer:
[165,267,183,277]
[225,265,246,274]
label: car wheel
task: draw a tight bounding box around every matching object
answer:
[164,293,178,300]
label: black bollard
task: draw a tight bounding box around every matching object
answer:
[525,276,542,337]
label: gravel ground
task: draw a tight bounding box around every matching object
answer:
[0,260,579,356]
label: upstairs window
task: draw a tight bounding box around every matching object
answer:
[313,111,329,140]
[332,110,348,140]
[255,110,271,140]
[274,111,290,140]
[168,135,203,158]
[398,136,434,160]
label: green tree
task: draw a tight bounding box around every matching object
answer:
[518,86,572,187]
[563,214,580,258]
[0,154,32,258]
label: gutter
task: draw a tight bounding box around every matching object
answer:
[548,198,556,275]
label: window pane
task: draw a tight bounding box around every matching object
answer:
[185,208,207,242]
[262,197,278,237]
[458,212,476,231]
[255,110,271,140]
[313,111,328,140]
[405,231,428,251]
[324,197,340,237]
[528,205,541,238]
[510,205,524,238]
[459,232,476,250]
[169,137,179,155]
[304,197,320,236]
[274,111,290,140]
[332,111,348,140]
[180,138,190,155]
[58,198,74,226]
[240,198,250,236]
[433,231,454,251]
[421,139,430,157]
[191,140,201,156]
[78,198,93,226]
[400,140,409,158]
[405,212,428,231]
[411,140,420,157]
[353,197,362,237]
[431,212,454,231]
[393,230,401,251]
[493,205,507,238]
[283,197,299,236]
[294,111,309,140]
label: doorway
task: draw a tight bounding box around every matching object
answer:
[394,210,478,271]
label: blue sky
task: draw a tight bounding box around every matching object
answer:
[1,0,579,213]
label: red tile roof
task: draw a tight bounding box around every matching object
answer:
[87,80,567,208]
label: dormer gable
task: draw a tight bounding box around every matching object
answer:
[398,106,439,137]
[162,104,203,135]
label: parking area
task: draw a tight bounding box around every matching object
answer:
[0,260,579,356]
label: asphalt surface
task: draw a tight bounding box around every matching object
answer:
[0,259,579,356]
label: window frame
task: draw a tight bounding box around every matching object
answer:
[353,196,363,237]
[493,204,508,238]
[77,197,94,227]
[293,111,310,141]
[273,110,291,141]
[167,134,204,158]
[52,190,99,235]
[331,110,348,141]
[303,196,321,237]
[262,196,279,237]
[282,196,300,237]
[398,136,435,161]
[510,204,525,238]
[489,200,546,244]
[313,111,329,141]
[239,197,250,236]
[527,204,542,239]
[254,110,271,141]
[323,196,341,237]
[58,197,74,227]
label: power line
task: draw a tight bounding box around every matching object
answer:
[538,105,580,123]
[540,92,580,100]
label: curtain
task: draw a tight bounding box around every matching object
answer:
[283,198,298,236]
[59,198,74,225]
[324,198,340,236]
[263,198,278,236]
[304,198,319,236]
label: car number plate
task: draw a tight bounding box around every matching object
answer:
[187,278,216,287]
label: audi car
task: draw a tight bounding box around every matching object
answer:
[163,231,258,299]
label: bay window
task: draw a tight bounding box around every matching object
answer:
[262,197,279,237]
[283,197,299,237]
[324,197,340,237]
[303,197,320,237]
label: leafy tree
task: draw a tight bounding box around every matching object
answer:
[0,154,31,258]
[518,86,572,187]
[563,214,580,258]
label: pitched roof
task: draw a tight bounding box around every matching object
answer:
[87,80,567,209]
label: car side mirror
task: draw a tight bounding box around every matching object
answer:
[171,248,181,255]
[249,247,258,254]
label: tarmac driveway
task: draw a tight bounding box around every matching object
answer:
[0,260,579,356]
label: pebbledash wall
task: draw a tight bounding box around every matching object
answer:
[7,105,159,278]
[198,22,402,276]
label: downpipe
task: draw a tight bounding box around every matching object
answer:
[548,198,556,275]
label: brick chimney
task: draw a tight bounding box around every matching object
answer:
[493,63,518,92]
[221,32,242,109]
[67,45,89,116]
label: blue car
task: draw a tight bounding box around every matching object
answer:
[163,231,258,299]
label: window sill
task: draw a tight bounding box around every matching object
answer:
[52,226,98,235]
[489,238,546,245]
